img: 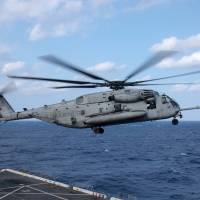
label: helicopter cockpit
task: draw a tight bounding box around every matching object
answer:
[161,95,180,108]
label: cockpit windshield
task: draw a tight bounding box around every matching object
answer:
[161,95,179,108]
[166,95,179,108]
[170,99,179,108]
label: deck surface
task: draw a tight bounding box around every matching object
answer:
[0,169,108,200]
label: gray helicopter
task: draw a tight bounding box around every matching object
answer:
[1,51,200,134]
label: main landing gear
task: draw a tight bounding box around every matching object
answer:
[92,127,104,134]
[172,118,179,125]
[172,111,182,125]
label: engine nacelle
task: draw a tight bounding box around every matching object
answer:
[112,93,141,103]
[112,90,155,103]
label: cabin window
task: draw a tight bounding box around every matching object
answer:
[108,95,114,101]
[99,108,103,113]
[76,96,84,104]
[147,100,156,109]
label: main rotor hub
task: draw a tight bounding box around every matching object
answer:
[108,81,125,90]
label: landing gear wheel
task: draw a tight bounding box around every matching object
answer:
[172,118,179,125]
[92,127,104,134]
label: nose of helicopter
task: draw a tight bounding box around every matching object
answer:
[170,98,181,114]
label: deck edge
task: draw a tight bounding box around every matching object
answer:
[0,169,122,200]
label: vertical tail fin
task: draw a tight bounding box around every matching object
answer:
[0,95,15,118]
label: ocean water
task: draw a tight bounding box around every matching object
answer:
[0,121,200,200]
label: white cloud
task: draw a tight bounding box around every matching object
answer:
[21,81,68,96]
[151,33,200,68]
[53,21,82,37]
[135,75,152,82]
[134,0,167,10]
[1,61,25,74]
[140,75,152,81]
[87,61,115,72]
[87,61,125,73]
[171,81,200,92]
[64,0,83,12]
[21,82,51,95]
[171,84,189,92]
[0,0,117,41]
[151,33,200,52]
[29,24,46,41]
[0,0,175,41]
[157,51,200,68]
[0,44,11,54]
[189,84,200,91]
[92,0,113,7]
[1,0,61,21]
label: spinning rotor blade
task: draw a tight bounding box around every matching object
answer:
[40,55,110,82]
[51,85,102,89]
[135,82,200,86]
[124,50,176,82]
[7,75,103,85]
[129,70,200,85]
[0,82,16,95]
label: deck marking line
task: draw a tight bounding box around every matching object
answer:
[0,180,48,191]
[0,192,94,195]
[0,186,24,199]
[26,186,69,200]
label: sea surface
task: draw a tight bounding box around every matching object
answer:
[0,121,200,200]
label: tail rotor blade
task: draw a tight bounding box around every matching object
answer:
[0,82,16,95]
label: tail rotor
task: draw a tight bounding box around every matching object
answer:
[0,82,16,96]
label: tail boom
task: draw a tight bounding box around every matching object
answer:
[0,95,33,122]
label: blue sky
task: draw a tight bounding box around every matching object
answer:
[0,0,200,120]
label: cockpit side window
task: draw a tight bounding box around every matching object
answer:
[162,96,168,104]
[147,99,156,109]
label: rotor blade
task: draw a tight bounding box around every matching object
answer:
[8,75,104,85]
[50,85,102,89]
[180,106,200,111]
[128,70,200,85]
[134,82,200,86]
[124,50,177,82]
[40,55,110,82]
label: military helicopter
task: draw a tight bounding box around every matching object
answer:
[1,51,200,134]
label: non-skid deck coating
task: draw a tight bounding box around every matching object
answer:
[0,169,120,200]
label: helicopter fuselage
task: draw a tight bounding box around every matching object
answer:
[3,89,180,131]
